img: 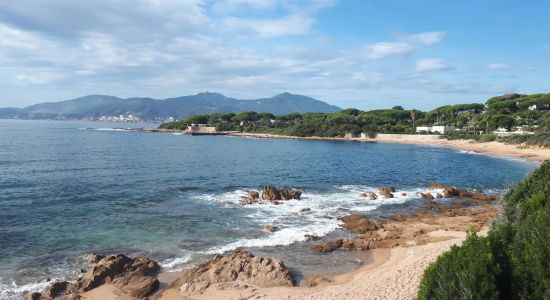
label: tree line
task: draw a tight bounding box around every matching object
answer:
[160,93,550,138]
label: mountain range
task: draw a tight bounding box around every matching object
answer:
[0,92,341,121]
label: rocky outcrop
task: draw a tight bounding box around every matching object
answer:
[378,186,395,199]
[264,225,278,232]
[26,281,72,300]
[419,192,434,201]
[306,275,333,287]
[260,186,302,202]
[428,182,446,190]
[442,186,496,200]
[472,191,497,201]
[360,192,378,200]
[172,250,294,296]
[311,239,343,253]
[305,234,320,241]
[339,215,382,234]
[26,254,160,300]
[241,190,260,205]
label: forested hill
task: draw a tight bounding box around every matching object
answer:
[0,92,341,121]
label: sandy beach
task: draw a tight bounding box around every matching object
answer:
[153,230,468,300]
[227,132,550,163]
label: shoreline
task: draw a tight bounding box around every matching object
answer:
[225,132,549,163]
[29,183,502,300]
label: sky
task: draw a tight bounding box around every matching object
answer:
[0,0,549,110]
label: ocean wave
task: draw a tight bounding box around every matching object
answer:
[77,127,128,131]
[182,185,433,261]
[457,149,482,155]
[160,253,192,269]
[0,278,64,300]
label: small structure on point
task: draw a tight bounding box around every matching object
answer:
[416,126,455,134]
[185,124,218,135]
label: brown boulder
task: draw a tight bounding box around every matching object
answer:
[390,213,407,221]
[342,238,372,250]
[360,192,378,200]
[264,225,278,232]
[74,254,160,296]
[306,275,333,287]
[26,281,71,300]
[428,182,446,190]
[261,186,281,201]
[378,187,395,199]
[87,253,105,265]
[172,250,293,296]
[472,192,497,201]
[305,234,320,241]
[261,186,302,202]
[28,254,160,300]
[311,239,343,253]
[443,187,459,198]
[248,190,260,199]
[339,215,382,234]
[419,192,434,201]
[241,190,260,205]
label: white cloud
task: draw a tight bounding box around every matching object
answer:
[365,42,413,59]
[220,15,315,38]
[364,31,446,60]
[405,31,446,46]
[416,58,449,72]
[212,0,277,13]
[487,63,511,70]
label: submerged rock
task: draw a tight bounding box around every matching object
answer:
[360,191,378,200]
[172,249,294,296]
[428,182,446,190]
[378,187,395,199]
[264,225,278,232]
[311,239,344,253]
[306,275,333,287]
[305,234,320,241]
[419,192,435,201]
[241,190,260,205]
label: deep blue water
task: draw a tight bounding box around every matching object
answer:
[0,119,538,298]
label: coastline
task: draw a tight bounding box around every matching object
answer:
[225,132,550,163]
[151,230,468,300]
[20,127,541,300]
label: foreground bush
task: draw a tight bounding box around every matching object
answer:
[417,233,501,300]
[418,162,550,300]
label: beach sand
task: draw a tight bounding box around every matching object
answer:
[154,230,468,300]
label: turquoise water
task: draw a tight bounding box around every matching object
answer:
[0,119,538,299]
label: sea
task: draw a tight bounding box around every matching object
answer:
[0,119,538,299]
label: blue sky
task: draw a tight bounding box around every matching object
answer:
[0,0,549,110]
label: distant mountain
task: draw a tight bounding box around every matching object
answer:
[0,92,341,121]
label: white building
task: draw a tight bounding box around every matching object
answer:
[416,126,455,134]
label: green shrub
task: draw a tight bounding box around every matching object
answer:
[418,162,550,300]
[479,133,498,142]
[509,207,550,299]
[503,162,550,223]
[417,233,501,300]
